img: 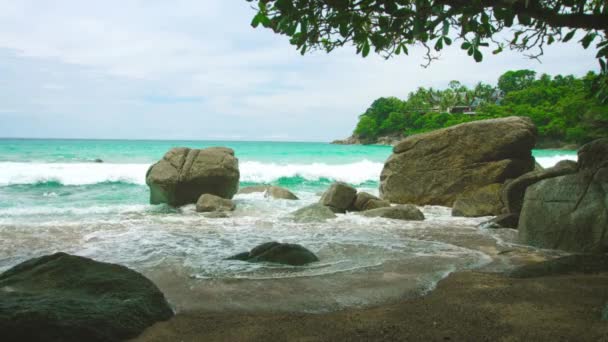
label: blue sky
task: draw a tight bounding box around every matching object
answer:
[0,1,601,141]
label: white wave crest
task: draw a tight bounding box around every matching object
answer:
[0,160,384,186]
[535,154,577,168]
[240,160,383,184]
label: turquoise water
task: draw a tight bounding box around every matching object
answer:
[0,139,576,312]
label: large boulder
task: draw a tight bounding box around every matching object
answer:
[227,242,319,266]
[519,139,608,253]
[146,147,239,206]
[320,182,357,213]
[360,204,425,221]
[352,192,391,211]
[379,117,536,206]
[452,183,504,217]
[0,253,173,342]
[502,159,578,215]
[290,203,337,222]
[196,193,236,212]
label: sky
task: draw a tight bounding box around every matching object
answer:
[0,1,601,141]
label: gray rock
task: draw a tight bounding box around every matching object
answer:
[196,193,236,212]
[0,252,173,342]
[502,160,578,214]
[320,182,357,212]
[519,140,608,253]
[227,242,319,266]
[352,192,391,211]
[380,117,536,206]
[578,137,608,170]
[360,204,425,221]
[238,185,269,194]
[291,203,337,222]
[452,183,504,217]
[266,186,299,200]
[146,147,239,206]
[508,254,608,278]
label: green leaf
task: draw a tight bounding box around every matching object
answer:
[474,49,483,62]
[443,37,452,46]
[581,33,596,49]
[442,21,450,36]
[434,38,443,51]
[461,42,471,50]
[563,30,576,42]
[251,13,262,28]
[362,40,370,57]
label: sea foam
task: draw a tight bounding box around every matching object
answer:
[535,154,577,168]
[0,160,384,186]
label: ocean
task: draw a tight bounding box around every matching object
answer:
[0,139,576,312]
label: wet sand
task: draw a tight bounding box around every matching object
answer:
[133,270,608,341]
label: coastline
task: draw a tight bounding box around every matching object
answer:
[132,270,608,341]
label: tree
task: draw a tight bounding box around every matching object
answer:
[498,69,537,93]
[247,0,608,67]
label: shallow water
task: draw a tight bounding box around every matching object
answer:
[0,139,576,312]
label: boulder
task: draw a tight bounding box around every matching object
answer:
[266,186,299,200]
[508,254,608,278]
[227,242,319,266]
[352,192,391,211]
[320,182,357,212]
[379,117,537,206]
[146,147,239,206]
[0,252,173,342]
[196,194,236,212]
[502,160,578,214]
[291,203,337,222]
[519,139,608,253]
[480,213,519,229]
[452,183,504,217]
[238,185,269,194]
[360,205,425,221]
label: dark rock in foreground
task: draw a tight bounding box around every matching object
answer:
[380,116,537,206]
[360,204,425,221]
[519,138,608,253]
[0,252,173,342]
[290,203,337,222]
[227,242,319,266]
[508,254,608,278]
[146,147,239,206]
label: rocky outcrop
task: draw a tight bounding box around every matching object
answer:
[331,133,405,146]
[519,138,608,253]
[238,185,298,200]
[508,254,608,278]
[196,194,236,212]
[360,204,425,221]
[379,117,537,206]
[452,183,504,217]
[146,147,239,206]
[502,159,578,215]
[352,192,391,211]
[291,203,337,222]
[0,252,173,342]
[320,182,357,213]
[227,242,319,266]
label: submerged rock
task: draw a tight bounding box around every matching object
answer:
[238,185,298,200]
[360,205,425,221]
[0,252,173,342]
[508,254,608,278]
[238,185,269,194]
[380,116,536,206]
[227,242,319,266]
[519,139,608,253]
[352,192,391,211]
[146,147,239,206]
[481,213,519,229]
[196,193,236,212]
[93,158,103,163]
[452,183,504,217]
[320,182,357,213]
[291,203,337,222]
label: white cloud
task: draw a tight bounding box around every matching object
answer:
[0,0,600,140]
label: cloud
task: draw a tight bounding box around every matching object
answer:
[0,0,600,140]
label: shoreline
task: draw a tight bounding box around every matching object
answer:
[132,270,608,341]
